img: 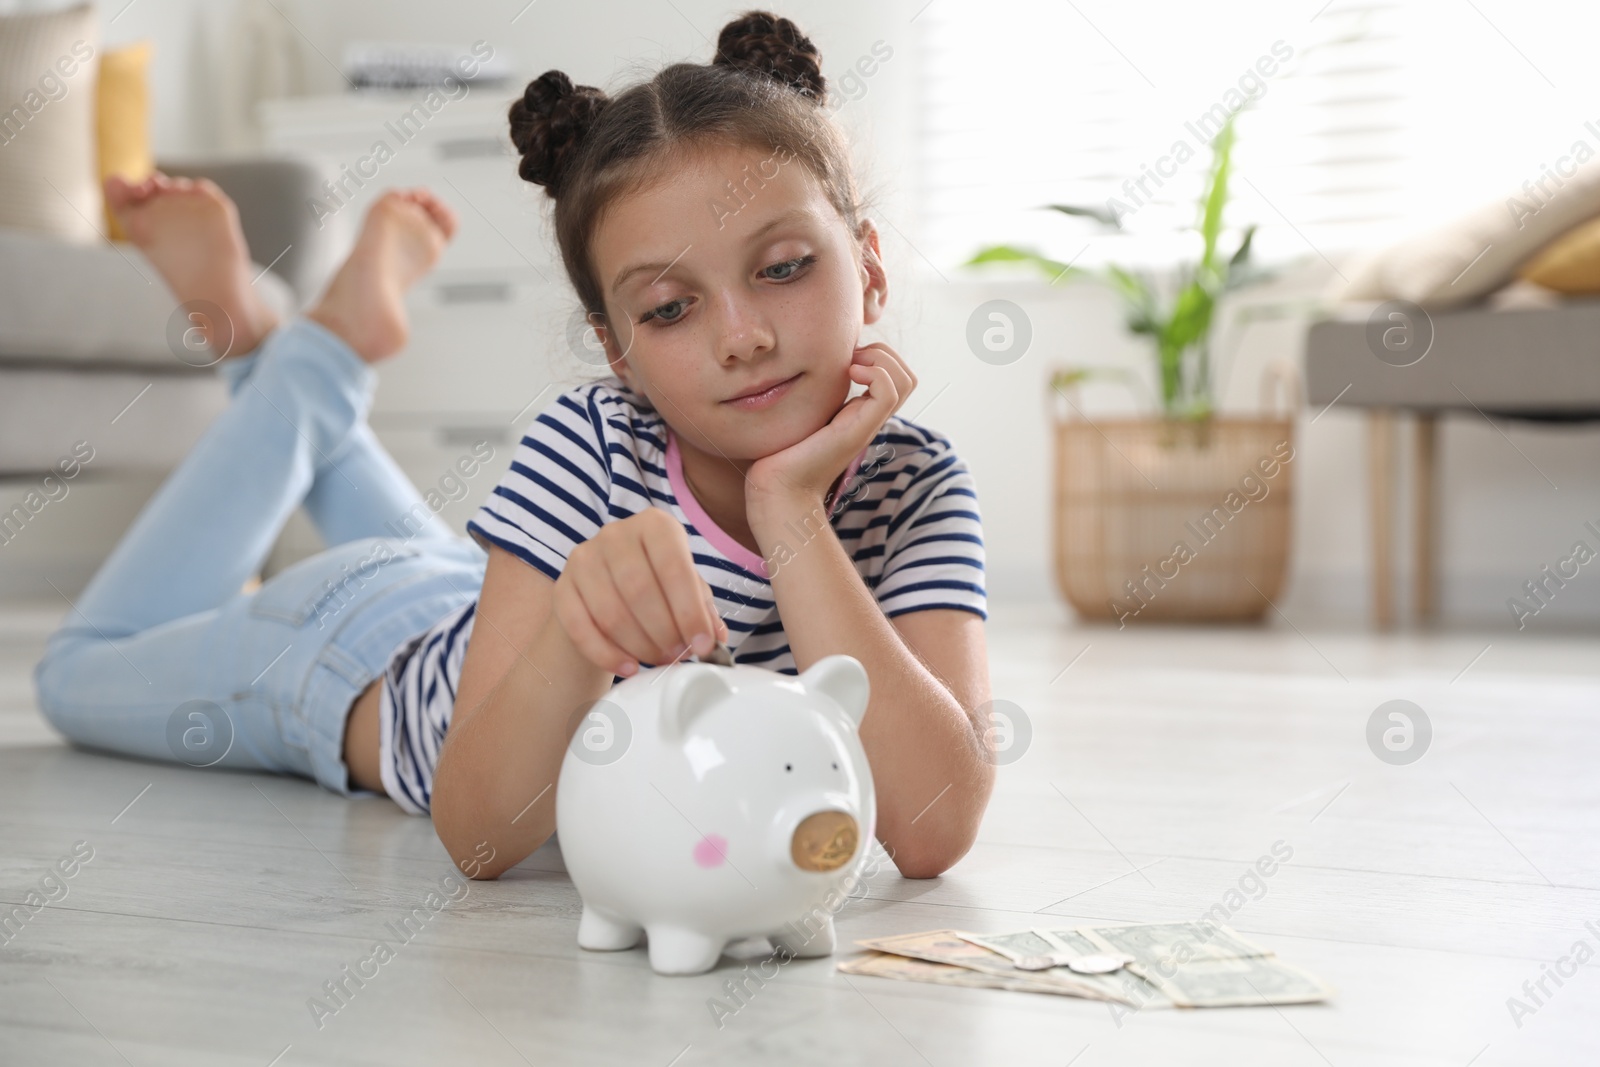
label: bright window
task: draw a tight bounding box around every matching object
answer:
[916,0,1600,272]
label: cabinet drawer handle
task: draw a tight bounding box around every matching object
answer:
[437,137,507,160]
[438,426,511,447]
[438,282,512,304]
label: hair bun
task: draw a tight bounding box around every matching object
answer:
[714,10,826,105]
[508,70,610,197]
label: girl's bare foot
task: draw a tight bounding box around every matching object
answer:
[104,172,281,357]
[307,189,458,364]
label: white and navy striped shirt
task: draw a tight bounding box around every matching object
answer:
[376,377,986,815]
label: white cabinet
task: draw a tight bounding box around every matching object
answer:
[258,90,587,544]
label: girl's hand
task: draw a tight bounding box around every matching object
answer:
[746,343,916,514]
[553,508,729,676]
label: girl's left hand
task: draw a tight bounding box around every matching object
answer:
[746,342,916,515]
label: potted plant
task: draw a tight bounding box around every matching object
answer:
[966,115,1297,624]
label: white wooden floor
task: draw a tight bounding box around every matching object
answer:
[1,596,1595,1066]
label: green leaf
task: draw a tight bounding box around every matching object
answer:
[964,244,1083,284]
[1164,281,1215,354]
[1220,225,1264,292]
[1053,366,1134,390]
[1044,203,1123,229]
[1103,264,1162,334]
[1229,223,1256,269]
[1052,368,1094,390]
[1198,115,1237,275]
[1103,264,1151,305]
[1050,365,1151,409]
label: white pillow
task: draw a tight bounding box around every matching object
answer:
[0,3,101,243]
[1337,154,1600,309]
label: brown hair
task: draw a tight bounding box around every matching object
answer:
[506,10,865,326]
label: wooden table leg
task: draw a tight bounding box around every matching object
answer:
[1368,410,1395,629]
[1413,413,1437,623]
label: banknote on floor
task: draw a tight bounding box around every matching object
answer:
[839,921,1331,1008]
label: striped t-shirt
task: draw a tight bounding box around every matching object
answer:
[376,376,987,815]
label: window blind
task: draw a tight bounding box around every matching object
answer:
[915,0,1600,272]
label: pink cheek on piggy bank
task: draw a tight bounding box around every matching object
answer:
[693,834,730,868]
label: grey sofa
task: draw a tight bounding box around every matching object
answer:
[1304,299,1600,626]
[0,157,334,476]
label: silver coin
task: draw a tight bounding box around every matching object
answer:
[1011,951,1131,974]
[696,641,734,667]
[1011,954,1061,971]
[1064,953,1133,975]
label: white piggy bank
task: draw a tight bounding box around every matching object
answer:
[554,653,876,976]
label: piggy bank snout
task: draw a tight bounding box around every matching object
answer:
[790,809,859,873]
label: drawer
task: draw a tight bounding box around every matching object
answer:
[370,276,584,418]
[281,149,551,275]
[406,158,554,277]
[260,90,520,159]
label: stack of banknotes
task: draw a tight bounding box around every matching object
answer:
[837,921,1331,1008]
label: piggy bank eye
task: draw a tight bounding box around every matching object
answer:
[784,763,792,772]
[831,761,838,770]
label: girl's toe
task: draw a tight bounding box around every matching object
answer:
[104,174,132,206]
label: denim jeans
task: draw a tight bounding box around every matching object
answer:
[31,317,487,799]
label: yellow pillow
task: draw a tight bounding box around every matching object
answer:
[96,41,154,242]
[1518,213,1600,294]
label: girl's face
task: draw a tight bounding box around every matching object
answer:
[589,141,887,462]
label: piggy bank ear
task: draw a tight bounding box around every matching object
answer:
[660,663,736,742]
[798,655,869,731]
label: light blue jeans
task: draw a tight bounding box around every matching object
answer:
[32,317,487,799]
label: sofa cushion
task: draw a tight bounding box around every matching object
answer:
[1517,213,1600,294]
[0,227,296,368]
[1337,155,1600,310]
[0,364,229,476]
[97,40,155,242]
[0,3,101,243]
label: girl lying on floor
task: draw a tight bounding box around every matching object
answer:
[34,10,992,880]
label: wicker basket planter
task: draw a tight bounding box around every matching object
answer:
[1050,385,1296,624]
[964,115,1293,622]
